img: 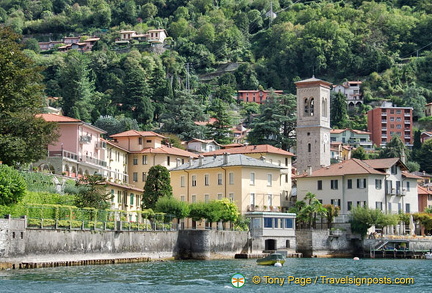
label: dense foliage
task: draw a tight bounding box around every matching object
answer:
[142,165,173,209]
[0,164,27,206]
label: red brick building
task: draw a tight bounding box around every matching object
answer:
[367,102,413,147]
[237,90,283,104]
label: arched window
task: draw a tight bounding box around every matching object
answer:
[322,98,327,117]
[310,98,314,116]
[304,98,309,115]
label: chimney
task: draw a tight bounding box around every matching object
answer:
[198,155,203,166]
[260,155,266,162]
[223,152,229,164]
[307,166,312,176]
[176,158,181,167]
[189,156,193,166]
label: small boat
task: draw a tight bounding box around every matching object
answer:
[256,253,285,266]
[425,252,432,260]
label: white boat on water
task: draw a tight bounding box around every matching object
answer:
[425,252,432,260]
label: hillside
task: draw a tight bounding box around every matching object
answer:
[1,0,432,142]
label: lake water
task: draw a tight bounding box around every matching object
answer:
[0,258,429,293]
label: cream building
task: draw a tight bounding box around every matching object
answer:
[170,153,285,228]
[205,144,294,209]
[296,158,419,216]
[110,130,198,187]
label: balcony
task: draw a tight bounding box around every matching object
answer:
[48,150,107,167]
[79,135,91,144]
[96,141,107,149]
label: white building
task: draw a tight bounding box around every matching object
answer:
[296,158,419,215]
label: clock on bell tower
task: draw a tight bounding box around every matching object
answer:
[295,77,332,173]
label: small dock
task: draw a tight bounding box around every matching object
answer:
[235,252,302,259]
[0,256,152,270]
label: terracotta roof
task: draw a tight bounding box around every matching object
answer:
[132,145,198,158]
[106,181,143,193]
[222,143,244,148]
[402,171,423,180]
[305,158,384,177]
[203,144,294,157]
[104,139,129,153]
[194,118,218,126]
[330,128,370,135]
[363,158,404,170]
[295,76,332,87]
[187,138,219,144]
[418,185,432,195]
[110,130,166,138]
[37,113,81,123]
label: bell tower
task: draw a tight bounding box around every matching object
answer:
[295,77,332,173]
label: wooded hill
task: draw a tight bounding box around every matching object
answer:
[2,0,432,145]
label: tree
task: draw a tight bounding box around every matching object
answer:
[0,27,59,166]
[154,196,190,223]
[59,50,96,122]
[330,92,348,129]
[75,174,111,210]
[0,165,27,206]
[379,135,409,159]
[323,204,340,229]
[351,146,368,160]
[248,93,296,150]
[349,207,398,238]
[142,165,173,209]
[417,139,432,174]
[206,99,233,145]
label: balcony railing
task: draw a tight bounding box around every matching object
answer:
[48,150,107,167]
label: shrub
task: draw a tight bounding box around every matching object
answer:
[0,165,27,206]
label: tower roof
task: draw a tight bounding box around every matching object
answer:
[295,76,332,88]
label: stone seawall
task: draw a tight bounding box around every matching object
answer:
[0,218,248,265]
[296,229,354,257]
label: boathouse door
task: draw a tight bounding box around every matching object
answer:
[265,239,277,251]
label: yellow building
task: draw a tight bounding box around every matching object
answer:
[170,153,286,228]
[205,144,294,209]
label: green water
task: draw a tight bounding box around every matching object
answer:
[0,258,429,292]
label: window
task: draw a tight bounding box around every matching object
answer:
[357,178,366,189]
[167,156,170,166]
[180,176,185,187]
[218,193,223,200]
[205,174,209,186]
[391,165,397,174]
[133,157,138,165]
[388,202,392,212]
[376,201,382,210]
[406,181,410,191]
[192,175,197,186]
[142,155,147,165]
[267,194,273,207]
[180,196,185,202]
[218,173,223,185]
[348,201,352,211]
[347,179,352,189]
[264,218,273,228]
[310,98,314,116]
[250,193,255,206]
[229,172,234,185]
[130,194,134,206]
[285,219,293,229]
[331,199,341,207]
[308,143,311,152]
[138,137,142,145]
[375,179,382,189]
[317,180,322,190]
[205,194,209,203]
[331,180,338,190]
[406,203,410,213]
[117,191,122,203]
[229,193,234,202]
[267,174,273,187]
[133,172,138,182]
[192,195,196,203]
[146,140,151,143]
[250,173,255,185]
[110,190,115,202]
[142,172,147,182]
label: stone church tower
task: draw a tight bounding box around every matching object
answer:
[295,77,332,173]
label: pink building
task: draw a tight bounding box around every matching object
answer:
[35,114,107,178]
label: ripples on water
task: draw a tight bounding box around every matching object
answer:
[0,258,429,293]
